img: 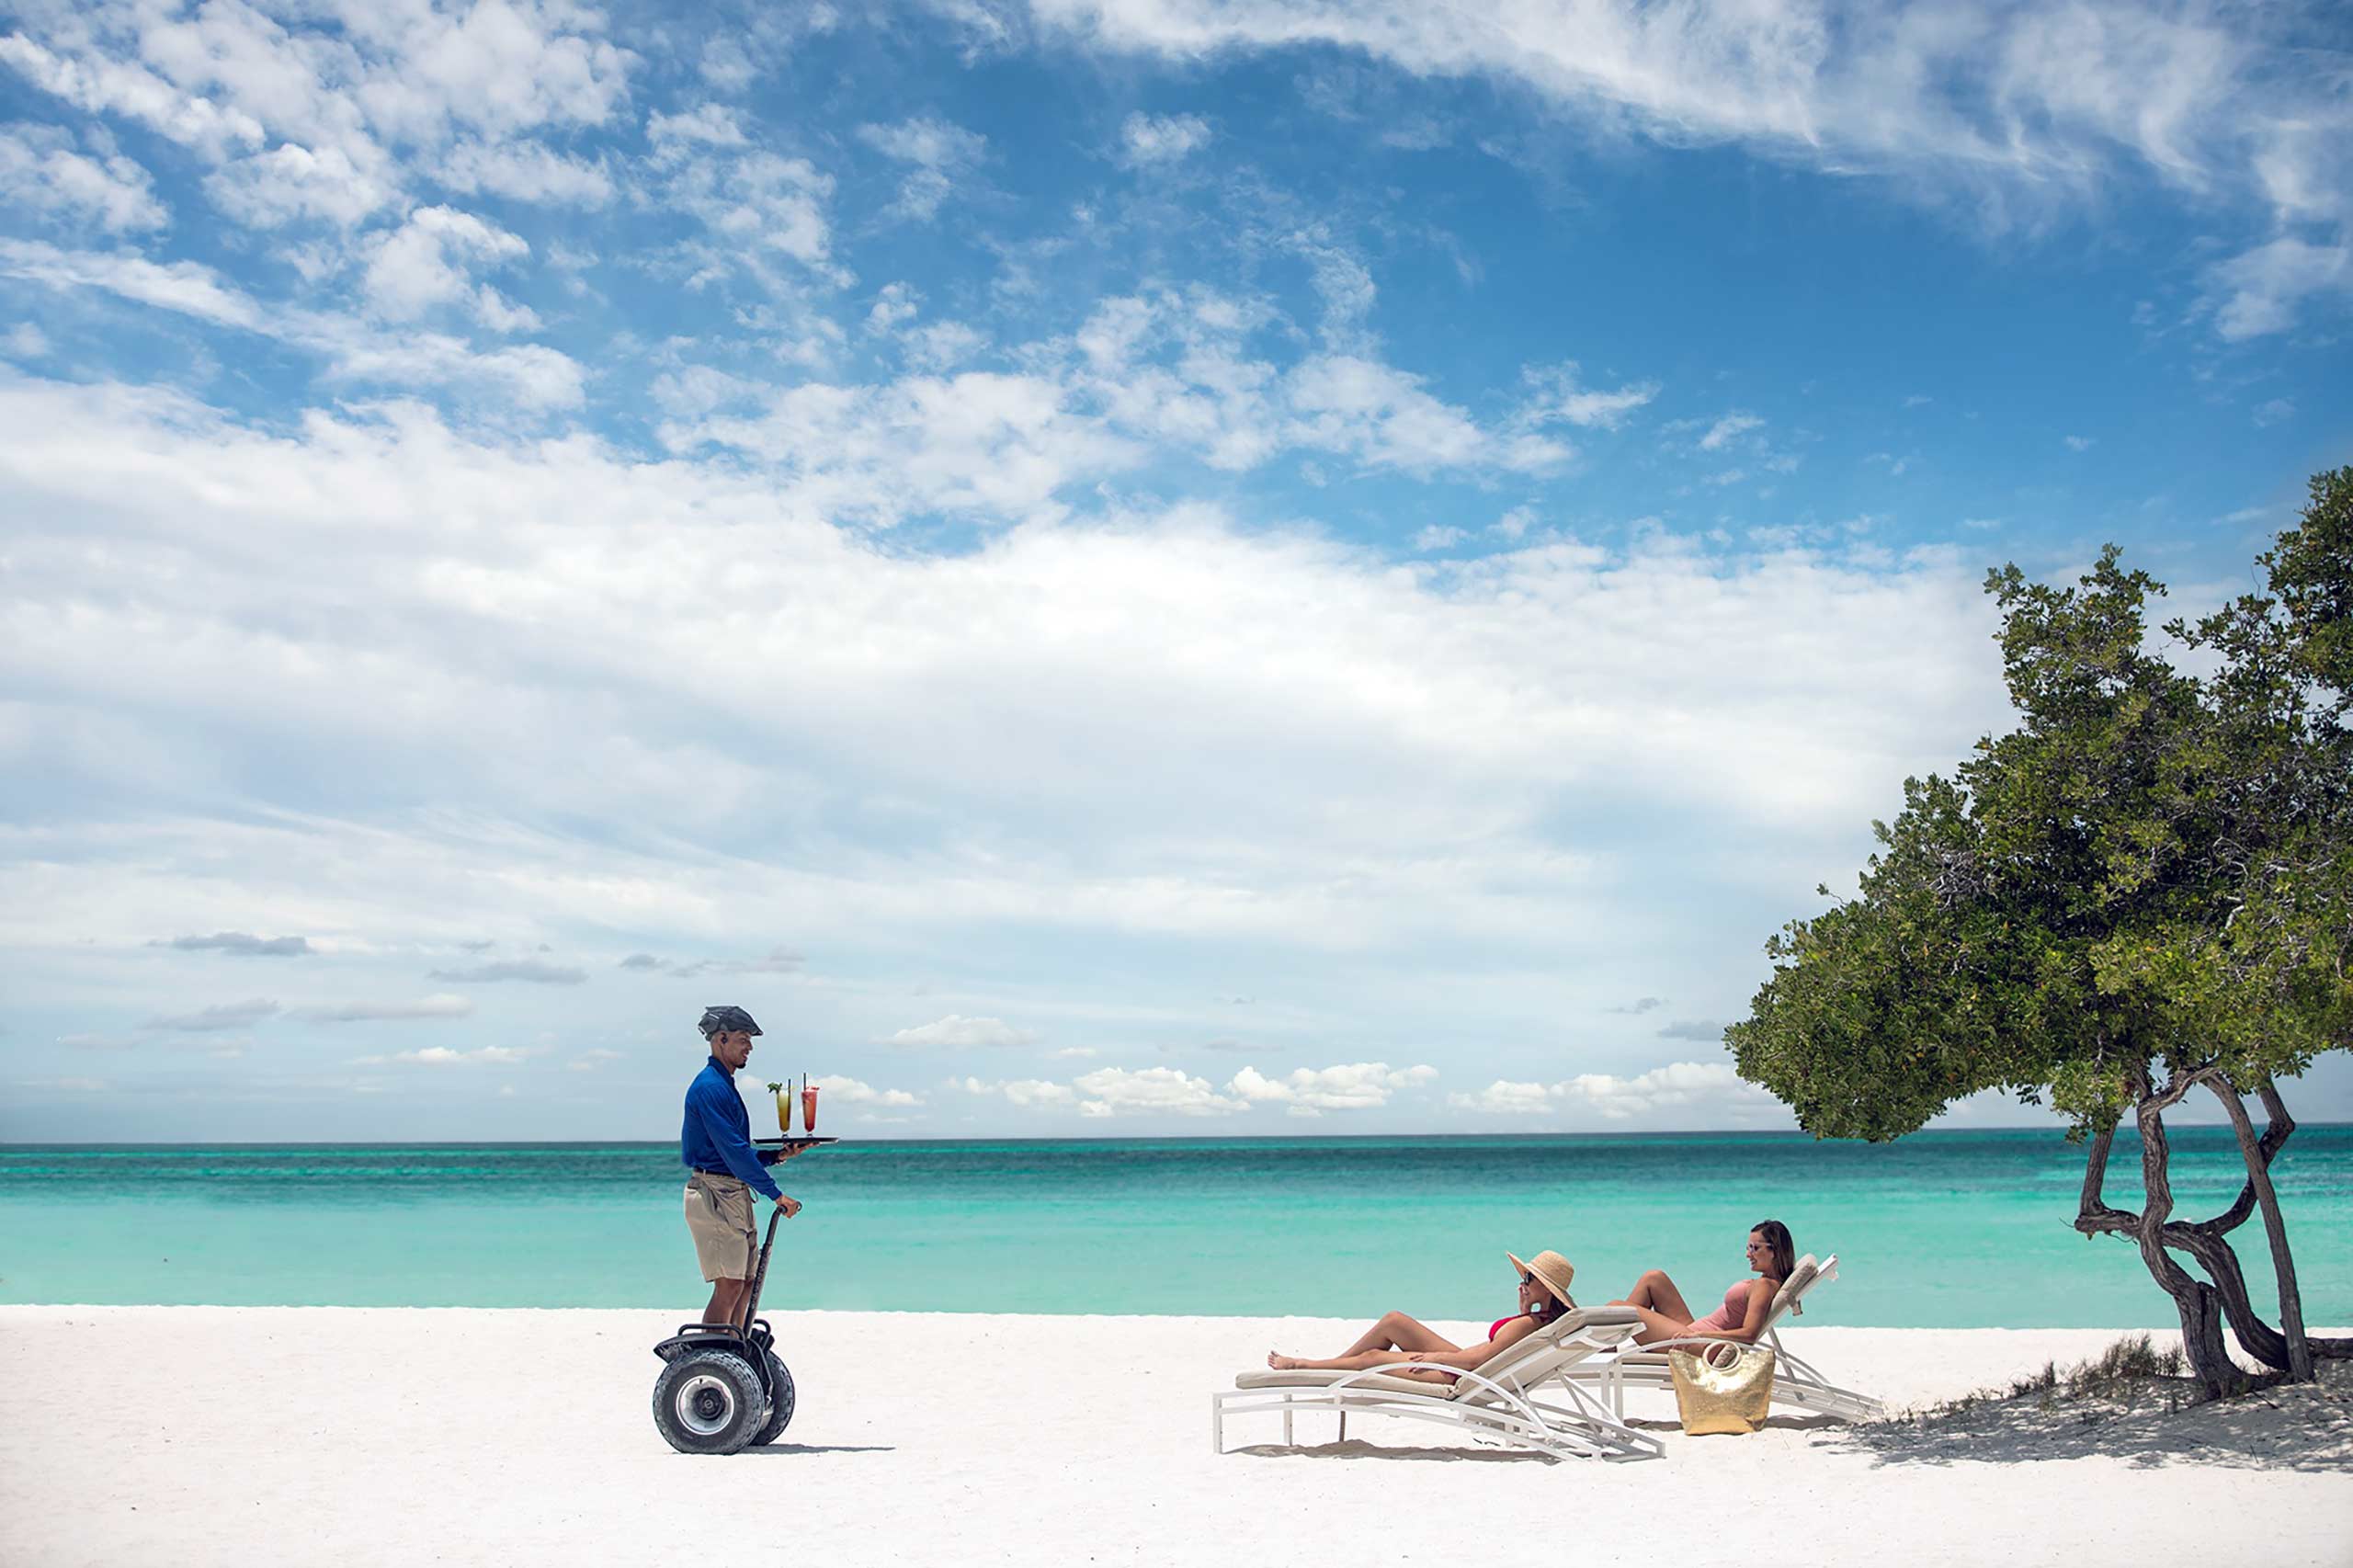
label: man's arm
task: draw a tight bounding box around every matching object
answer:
[691,1083,788,1202]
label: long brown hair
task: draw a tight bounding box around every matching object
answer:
[1751,1220,1796,1282]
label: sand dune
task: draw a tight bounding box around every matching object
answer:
[2,1308,2346,1567]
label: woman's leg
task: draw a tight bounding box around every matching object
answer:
[1269,1310,1457,1369]
[1623,1304,1699,1346]
[1613,1268,1696,1324]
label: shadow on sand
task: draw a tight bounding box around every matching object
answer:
[1830,1362,2353,1473]
[1226,1438,1557,1464]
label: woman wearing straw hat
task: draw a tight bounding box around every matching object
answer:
[1265,1250,1577,1385]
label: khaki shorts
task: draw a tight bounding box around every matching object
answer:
[684,1172,756,1282]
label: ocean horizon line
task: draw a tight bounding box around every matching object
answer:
[6,1120,2344,1151]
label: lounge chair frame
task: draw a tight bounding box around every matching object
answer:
[1577,1254,1885,1422]
[1212,1312,1665,1462]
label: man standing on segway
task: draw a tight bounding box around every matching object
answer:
[682,1005,802,1329]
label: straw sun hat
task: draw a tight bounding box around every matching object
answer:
[1506,1250,1577,1311]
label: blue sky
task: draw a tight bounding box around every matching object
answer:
[2,0,2347,1141]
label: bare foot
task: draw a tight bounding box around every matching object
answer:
[1267,1352,1302,1369]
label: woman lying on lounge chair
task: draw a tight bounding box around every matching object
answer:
[1613,1219,1793,1346]
[1264,1249,1577,1384]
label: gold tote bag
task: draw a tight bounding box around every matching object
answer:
[1667,1345,1776,1435]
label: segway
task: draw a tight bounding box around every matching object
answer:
[652,1136,835,1455]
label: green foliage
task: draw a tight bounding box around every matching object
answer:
[1729,470,2353,1141]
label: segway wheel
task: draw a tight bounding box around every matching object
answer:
[752,1352,797,1445]
[652,1349,767,1455]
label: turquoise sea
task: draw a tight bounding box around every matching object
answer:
[4,1129,2348,1326]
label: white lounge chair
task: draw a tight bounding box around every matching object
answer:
[1571,1253,1885,1422]
[1213,1305,1665,1461]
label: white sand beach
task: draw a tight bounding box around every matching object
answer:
[3,1308,2347,1568]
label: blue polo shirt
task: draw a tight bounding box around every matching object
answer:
[681,1056,782,1200]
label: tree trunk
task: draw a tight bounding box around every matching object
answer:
[2073,1095,2250,1400]
[2129,1082,2252,1399]
[2209,1077,2314,1381]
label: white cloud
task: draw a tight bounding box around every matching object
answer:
[0,239,261,329]
[1415,525,1467,551]
[1449,1078,1553,1116]
[426,959,585,984]
[813,1074,922,1107]
[867,281,921,332]
[2063,434,2096,451]
[1032,0,2350,280]
[2207,236,2351,340]
[2250,398,2294,428]
[0,377,2018,1072]
[59,1032,140,1051]
[886,1015,1038,1048]
[320,332,585,407]
[904,320,988,370]
[651,366,765,420]
[857,117,986,222]
[145,998,280,1031]
[1449,1061,1780,1123]
[0,1,632,232]
[959,1074,1078,1107]
[1119,112,1211,165]
[0,236,581,407]
[959,1065,1247,1116]
[1520,362,1658,431]
[378,1043,528,1065]
[646,105,749,151]
[207,142,392,227]
[1697,412,1763,451]
[293,994,474,1023]
[648,107,835,280]
[1287,355,1565,476]
[0,126,167,232]
[1074,1065,1246,1116]
[437,140,613,206]
[361,206,530,323]
[1227,1062,1437,1110]
[3,323,49,358]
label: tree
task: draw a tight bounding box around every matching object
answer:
[1727,467,2353,1399]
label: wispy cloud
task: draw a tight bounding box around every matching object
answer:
[292,994,474,1023]
[1119,112,1211,165]
[620,948,805,978]
[1699,412,1763,451]
[1449,1062,1779,1123]
[1227,1062,1437,1113]
[426,960,586,984]
[884,1015,1038,1048]
[813,1074,922,1108]
[144,999,280,1031]
[858,117,986,222]
[158,932,311,957]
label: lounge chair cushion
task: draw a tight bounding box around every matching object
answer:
[1770,1256,1820,1321]
[1235,1307,1644,1401]
[1232,1369,1461,1397]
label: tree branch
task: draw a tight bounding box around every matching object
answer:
[2199,1075,2298,1233]
[2073,1120,2137,1236]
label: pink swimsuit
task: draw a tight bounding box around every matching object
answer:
[1688,1281,1753,1335]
